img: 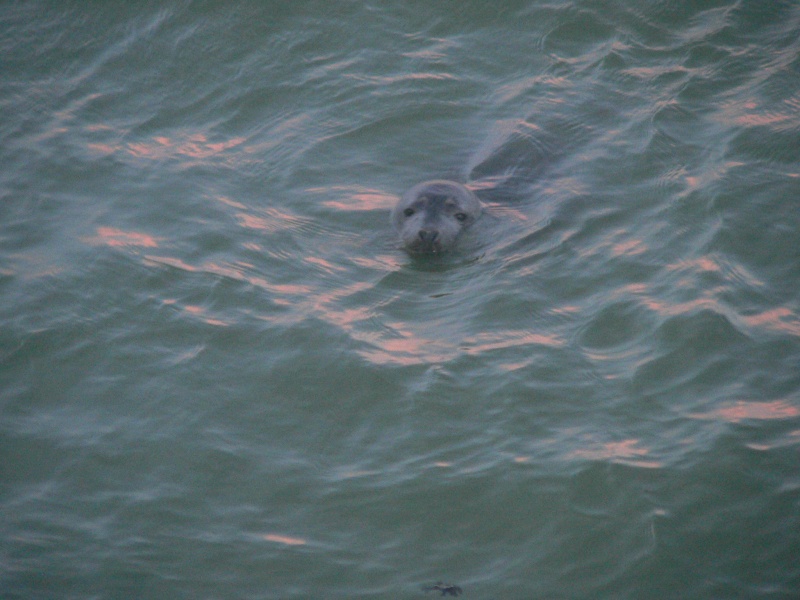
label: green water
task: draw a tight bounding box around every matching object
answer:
[2,1,799,598]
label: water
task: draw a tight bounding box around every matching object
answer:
[2,1,799,598]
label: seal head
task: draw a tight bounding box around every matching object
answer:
[392,180,482,254]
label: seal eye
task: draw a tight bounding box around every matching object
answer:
[403,208,415,217]
[455,213,468,222]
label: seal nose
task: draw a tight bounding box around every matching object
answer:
[418,229,438,242]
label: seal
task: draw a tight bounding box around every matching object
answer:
[392,180,482,254]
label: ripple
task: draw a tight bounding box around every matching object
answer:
[690,399,800,424]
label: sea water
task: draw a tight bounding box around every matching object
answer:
[2,1,799,598]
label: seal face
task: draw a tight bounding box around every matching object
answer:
[392,180,482,254]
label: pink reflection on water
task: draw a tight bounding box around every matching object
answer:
[692,400,799,423]
[144,255,196,272]
[578,228,648,259]
[183,304,228,327]
[305,256,345,273]
[334,469,378,480]
[372,334,450,359]
[86,131,251,163]
[718,82,800,132]
[550,304,582,315]
[741,307,800,336]
[640,296,719,317]
[236,213,271,231]
[309,282,459,365]
[611,237,647,257]
[216,195,247,210]
[87,227,160,248]
[352,254,406,270]
[483,202,529,222]
[359,335,456,366]
[666,256,722,273]
[311,281,374,321]
[86,123,113,132]
[309,186,397,211]
[236,207,311,233]
[86,142,117,157]
[328,304,569,363]
[261,533,306,546]
[353,326,566,366]
[327,305,375,328]
[499,361,531,372]
[493,77,569,105]
[569,438,662,468]
[345,72,457,85]
[731,107,793,128]
[463,330,565,354]
[143,255,312,299]
[127,133,246,160]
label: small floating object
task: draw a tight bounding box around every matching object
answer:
[423,581,462,596]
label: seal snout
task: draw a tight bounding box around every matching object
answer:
[418,228,438,243]
[415,228,441,253]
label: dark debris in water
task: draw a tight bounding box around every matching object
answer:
[423,581,463,596]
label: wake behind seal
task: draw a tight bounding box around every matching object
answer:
[392,180,483,254]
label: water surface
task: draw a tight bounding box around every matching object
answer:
[2,1,799,598]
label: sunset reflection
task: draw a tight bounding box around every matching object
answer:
[236,207,312,233]
[569,438,662,468]
[261,533,306,546]
[127,133,246,160]
[305,256,345,273]
[182,304,228,327]
[692,399,799,423]
[87,131,248,163]
[722,99,795,129]
[344,323,568,367]
[463,330,565,353]
[143,255,312,299]
[610,238,647,256]
[308,186,397,211]
[666,256,721,273]
[741,308,800,336]
[87,227,160,248]
[359,336,456,366]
